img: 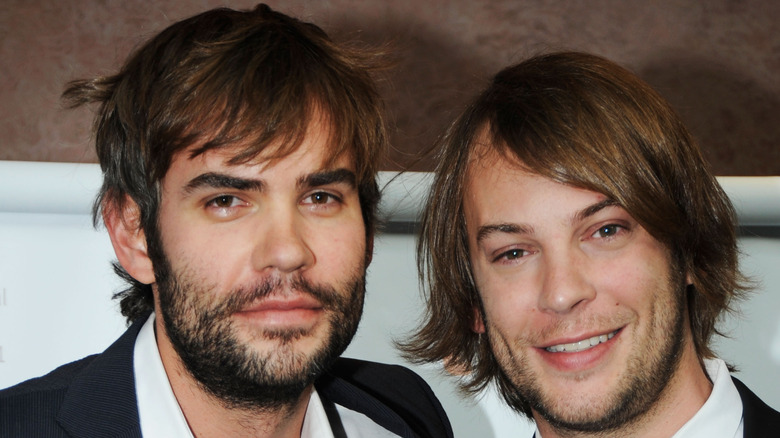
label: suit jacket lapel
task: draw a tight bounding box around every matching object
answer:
[315,357,454,438]
[56,317,147,438]
[731,376,780,437]
[316,372,413,437]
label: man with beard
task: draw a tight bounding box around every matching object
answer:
[401,51,780,437]
[0,5,452,438]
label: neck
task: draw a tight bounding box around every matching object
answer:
[155,317,313,438]
[535,335,713,438]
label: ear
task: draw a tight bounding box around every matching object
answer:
[103,197,156,285]
[472,306,486,334]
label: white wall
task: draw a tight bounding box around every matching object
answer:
[1,162,778,436]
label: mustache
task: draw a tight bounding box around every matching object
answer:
[212,275,347,317]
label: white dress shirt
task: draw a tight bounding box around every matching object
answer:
[133,313,400,437]
[671,358,743,438]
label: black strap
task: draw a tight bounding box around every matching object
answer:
[319,392,348,438]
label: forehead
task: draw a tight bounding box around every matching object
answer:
[464,140,524,192]
[165,124,355,185]
[463,147,611,223]
[172,114,354,175]
[462,130,611,206]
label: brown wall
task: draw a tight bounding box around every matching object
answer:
[2,0,778,174]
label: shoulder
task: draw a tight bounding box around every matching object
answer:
[0,316,147,437]
[1,354,98,397]
[328,357,433,388]
[731,377,780,436]
[317,357,453,438]
[1,316,143,401]
[0,355,98,436]
[325,358,444,409]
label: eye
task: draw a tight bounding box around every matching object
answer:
[592,224,625,239]
[203,194,250,219]
[302,191,342,206]
[493,248,530,263]
[207,195,243,208]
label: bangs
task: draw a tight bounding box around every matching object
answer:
[136,8,383,187]
[477,65,687,245]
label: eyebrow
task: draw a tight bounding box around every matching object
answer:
[476,223,532,244]
[573,199,620,223]
[475,198,620,244]
[183,173,264,194]
[297,168,356,190]
[182,168,357,195]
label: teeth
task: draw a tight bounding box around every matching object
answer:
[545,331,616,353]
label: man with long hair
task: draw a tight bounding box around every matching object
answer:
[403,51,779,437]
[1,5,452,437]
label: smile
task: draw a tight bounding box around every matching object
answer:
[545,330,618,353]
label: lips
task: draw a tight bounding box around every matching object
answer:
[238,292,323,313]
[544,330,618,353]
[242,297,322,312]
[233,294,326,331]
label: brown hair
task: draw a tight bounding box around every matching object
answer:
[63,4,388,323]
[401,51,749,415]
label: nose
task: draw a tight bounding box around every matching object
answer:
[538,250,596,314]
[251,207,314,274]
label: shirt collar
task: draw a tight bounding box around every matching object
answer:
[671,358,743,438]
[302,388,335,438]
[134,313,194,437]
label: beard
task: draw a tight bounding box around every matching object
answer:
[492,272,688,434]
[153,253,365,412]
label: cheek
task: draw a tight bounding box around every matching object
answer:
[312,221,366,267]
[595,248,672,308]
[475,272,537,335]
[596,263,643,303]
[159,220,250,286]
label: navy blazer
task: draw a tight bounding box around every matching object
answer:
[733,376,780,437]
[0,317,453,438]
